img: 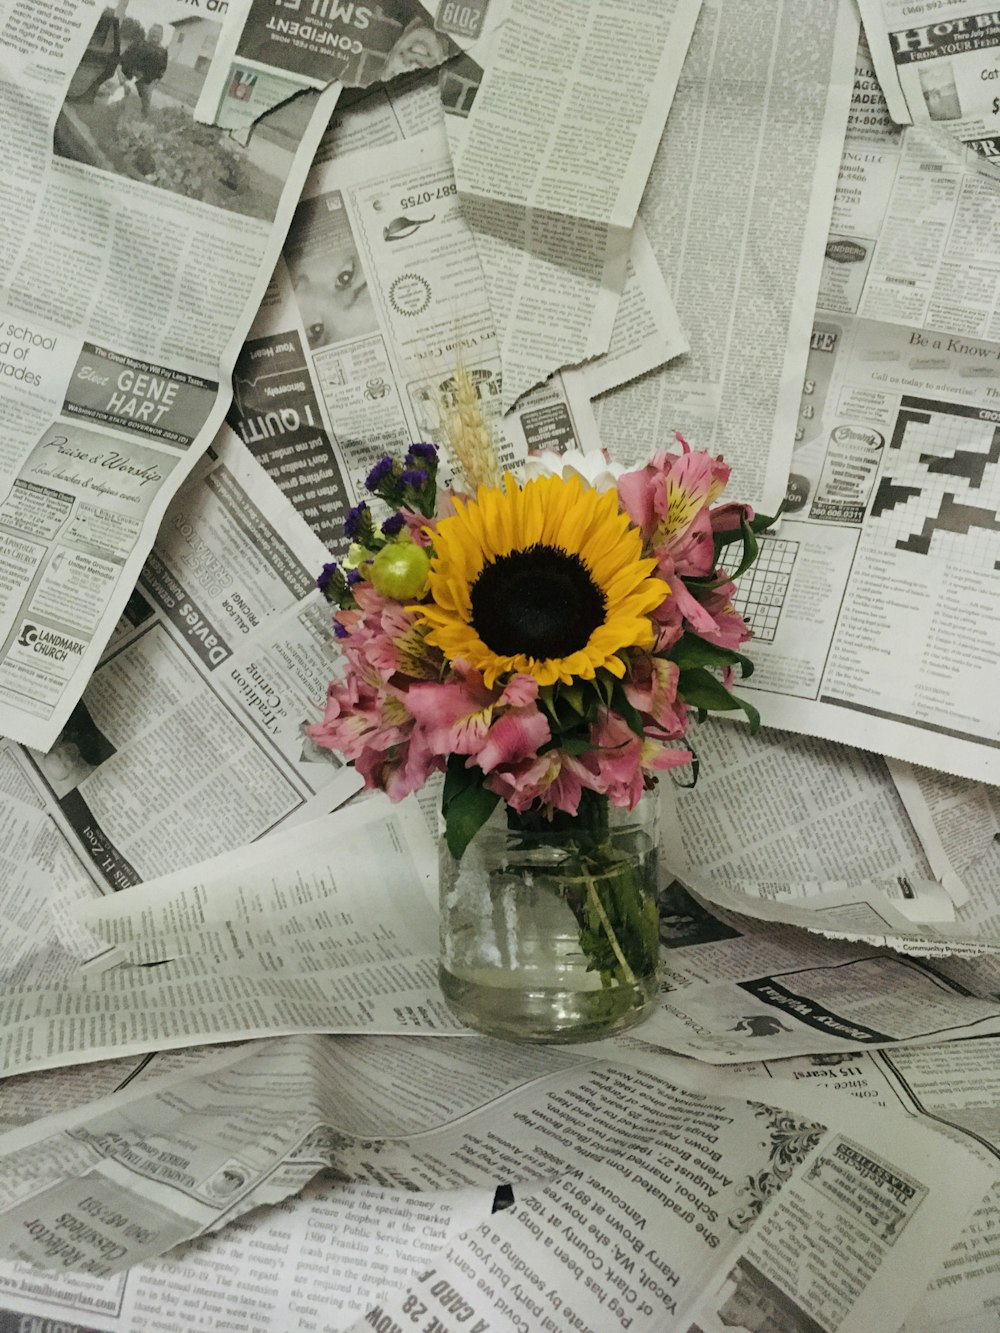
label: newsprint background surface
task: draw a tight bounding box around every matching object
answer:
[0,1,999,1331]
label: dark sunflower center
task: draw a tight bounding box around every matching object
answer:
[470,543,606,659]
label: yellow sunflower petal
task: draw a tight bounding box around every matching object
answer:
[417,473,668,688]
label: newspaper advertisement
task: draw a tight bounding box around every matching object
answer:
[0,0,338,751]
[699,1032,1000,1331]
[449,0,701,409]
[0,427,360,898]
[730,47,1000,784]
[196,0,459,135]
[859,0,1000,164]
[594,0,860,517]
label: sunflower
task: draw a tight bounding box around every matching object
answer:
[415,473,669,688]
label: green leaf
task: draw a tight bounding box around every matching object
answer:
[752,503,784,532]
[703,503,785,589]
[561,681,587,716]
[546,688,599,738]
[679,667,761,733]
[556,734,596,756]
[670,632,754,679]
[593,668,616,707]
[723,512,760,581]
[441,756,499,861]
[444,784,499,862]
[672,744,701,788]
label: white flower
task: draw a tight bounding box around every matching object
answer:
[523,447,624,494]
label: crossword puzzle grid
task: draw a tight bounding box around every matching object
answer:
[869,411,1000,573]
[733,538,797,642]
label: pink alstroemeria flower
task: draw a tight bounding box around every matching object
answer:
[485,748,600,816]
[618,436,731,559]
[407,665,548,766]
[624,656,688,739]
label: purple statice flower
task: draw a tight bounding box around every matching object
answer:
[333,619,349,639]
[346,568,363,586]
[381,512,405,537]
[344,502,372,542]
[365,456,395,493]
[317,561,339,595]
[400,468,429,491]
[406,441,438,465]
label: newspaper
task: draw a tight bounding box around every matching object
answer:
[2,426,360,900]
[0,1021,990,1333]
[314,72,690,439]
[692,1033,1000,1332]
[227,118,611,531]
[0,1036,494,1323]
[888,757,1000,905]
[0,786,986,1078]
[858,0,1000,164]
[656,717,1000,956]
[341,1047,992,1333]
[441,0,700,410]
[0,1169,490,1330]
[0,797,457,1081]
[731,44,1000,784]
[0,2,338,751]
[0,787,104,987]
[566,219,690,401]
[632,880,1000,1061]
[593,0,859,517]
[196,0,458,138]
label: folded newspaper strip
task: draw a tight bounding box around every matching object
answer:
[888,756,1000,906]
[594,0,861,519]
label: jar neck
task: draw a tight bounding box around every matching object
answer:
[506,785,657,841]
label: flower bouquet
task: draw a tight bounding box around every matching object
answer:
[309,390,774,1041]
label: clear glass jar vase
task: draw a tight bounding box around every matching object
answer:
[438,788,661,1043]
